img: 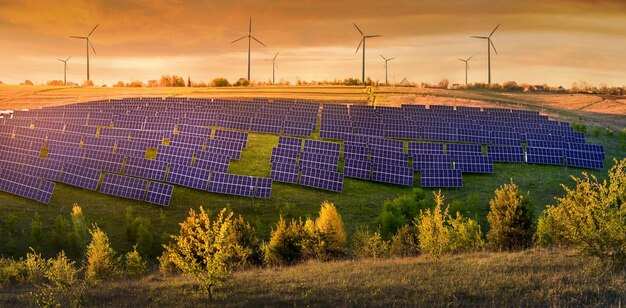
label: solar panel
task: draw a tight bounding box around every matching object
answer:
[83,150,124,172]
[270,162,300,184]
[526,147,564,165]
[207,172,255,197]
[487,145,524,162]
[371,164,413,186]
[59,163,101,191]
[454,155,494,173]
[123,157,168,181]
[408,142,444,155]
[166,164,210,190]
[0,169,41,201]
[299,167,343,192]
[420,169,463,188]
[299,151,339,170]
[214,129,249,148]
[20,156,63,181]
[254,177,272,199]
[270,147,299,164]
[145,181,174,206]
[36,180,55,204]
[446,143,482,155]
[343,159,371,180]
[99,173,148,201]
[412,154,453,171]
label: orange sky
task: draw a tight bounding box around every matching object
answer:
[1,0,625,87]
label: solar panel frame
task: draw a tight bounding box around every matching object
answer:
[99,173,148,201]
[145,181,174,206]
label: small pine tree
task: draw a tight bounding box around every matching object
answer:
[312,201,347,259]
[124,245,148,277]
[264,216,308,266]
[486,180,535,251]
[85,226,119,282]
[416,193,450,258]
[70,204,89,257]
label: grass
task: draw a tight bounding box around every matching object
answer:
[1,248,623,307]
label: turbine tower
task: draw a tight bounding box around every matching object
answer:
[380,54,395,86]
[271,52,278,84]
[458,55,473,86]
[70,24,98,82]
[471,24,499,86]
[57,56,71,86]
[231,17,266,82]
[354,23,382,86]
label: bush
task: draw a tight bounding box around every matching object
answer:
[351,227,390,259]
[571,122,587,134]
[264,216,308,266]
[161,207,245,299]
[0,257,27,286]
[124,245,148,277]
[30,213,44,251]
[486,180,535,251]
[211,78,230,87]
[308,201,348,260]
[85,226,120,282]
[233,78,250,87]
[417,191,484,258]
[70,204,89,258]
[229,214,263,268]
[32,251,85,308]
[376,188,430,237]
[593,127,602,137]
[542,158,626,264]
[534,212,566,247]
[390,225,420,257]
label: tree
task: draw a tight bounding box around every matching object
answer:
[187,76,192,87]
[85,226,119,282]
[486,180,535,251]
[47,80,64,86]
[310,201,347,259]
[390,225,420,257]
[351,227,390,259]
[234,78,250,87]
[211,78,230,87]
[69,205,89,258]
[264,216,308,266]
[161,208,245,299]
[113,81,125,87]
[376,188,431,237]
[30,213,44,252]
[542,159,625,264]
[437,79,449,89]
[124,245,147,277]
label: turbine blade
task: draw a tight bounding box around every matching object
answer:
[489,24,500,37]
[470,36,488,39]
[89,40,97,55]
[366,35,382,38]
[88,24,99,37]
[275,64,278,69]
[57,58,64,62]
[380,54,386,61]
[231,36,247,44]
[273,52,278,61]
[467,55,473,61]
[353,22,364,36]
[355,38,363,54]
[251,35,266,46]
[69,36,86,39]
[388,57,395,61]
[490,39,498,55]
[249,17,252,35]
[458,58,465,62]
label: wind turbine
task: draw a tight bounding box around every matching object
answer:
[271,52,278,84]
[70,24,98,82]
[57,56,71,86]
[458,55,473,86]
[231,17,266,82]
[380,54,395,86]
[471,24,499,86]
[354,23,382,86]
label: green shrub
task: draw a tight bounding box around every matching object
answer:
[162,208,245,299]
[264,216,309,266]
[233,78,250,87]
[211,78,230,87]
[390,225,420,257]
[376,188,430,237]
[593,127,602,137]
[30,213,44,252]
[32,251,85,308]
[417,191,484,258]
[85,226,120,282]
[51,214,70,253]
[486,180,535,251]
[124,245,148,277]
[572,122,587,134]
[309,201,348,260]
[534,212,566,247]
[542,158,626,264]
[0,257,27,286]
[351,227,390,259]
[69,204,89,258]
[230,214,263,268]
[605,128,614,136]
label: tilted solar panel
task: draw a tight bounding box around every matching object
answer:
[99,173,148,201]
[420,169,463,188]
[145,181,174,206]
[371,164,413,186]
[36,180,55,204]
[59,163,101,191]
[270,162,299,184]
[166,164,210,190]
[254,177,272,199]
[123,157,168,181]
[207,172,255,197]
[454,155,494,173]
[343,159,371,180]
[299,167,343,192]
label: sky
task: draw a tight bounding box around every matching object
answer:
[0,0,625,87]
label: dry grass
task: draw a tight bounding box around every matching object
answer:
[1,249,622,307]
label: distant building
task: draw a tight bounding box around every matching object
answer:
[452,83,461,89]
[398,78,412,87]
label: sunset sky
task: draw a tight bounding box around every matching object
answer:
[1,0,625,87]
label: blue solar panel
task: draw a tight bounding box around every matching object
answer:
[166,164,210,190]
[412,154,453,171]
[526,147,564,165]
[371,164,413,186]
[59,163,101,191]
[0,169,42,201]
[123,157,168,181]
[299,167,343,192]
[270,162,299,184]
[254,177,272,199]
[408,142,444,155]
[145,181,174,206]
[36,180,55,204]
[99,173,148,201]
[487,145,524,162]
[446,143,482,155]
[420,169,463,188]
[83,150,124,172]
[270,147,299,164]
[343,159,371,180]
[454,155,494,173]
[207,172,255,197]
[214,129,248,148]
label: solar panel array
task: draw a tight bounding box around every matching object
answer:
[0,169,56,204]
[0,97,607,204]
